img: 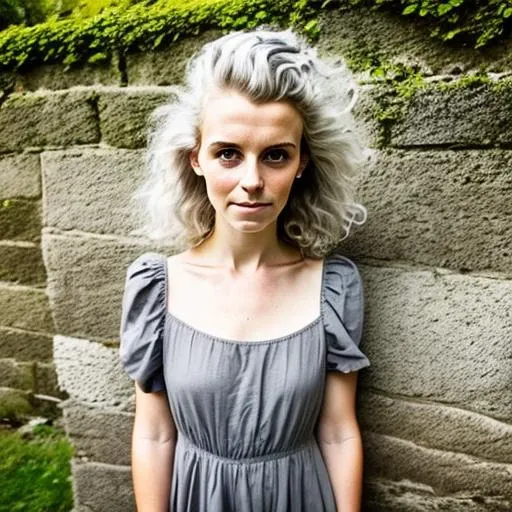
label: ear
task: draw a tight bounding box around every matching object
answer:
[296,153,309,178]
[189,149,203,176]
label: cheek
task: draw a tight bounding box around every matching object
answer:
[204,172,238,201]
[272,175,297,203]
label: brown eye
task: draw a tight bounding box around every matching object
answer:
[264,149,288,163]
[218,149,239,161]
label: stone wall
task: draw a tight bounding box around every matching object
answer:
[1,5,511,511]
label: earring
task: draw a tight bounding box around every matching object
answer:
[295,174,302,179]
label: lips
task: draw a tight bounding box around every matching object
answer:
[233,202,271,207]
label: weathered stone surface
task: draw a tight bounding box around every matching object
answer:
[0,89,99,151]
[359,391,512,463]
[0,241,46,285]
[317,6,512,75]
[0,387,32,419]
[126,30,223,85]
[42,229,171,340]
[34,362,64,397]
[0,152,41,198]
[15,60,121,91]
[41,148,145,236]
[0,358,34,390]
[390,82,512,147]
[358,264,512,421]
[53,335,133,406]
[352,84,385,148]
[0,282,54,332]
[72,460,134,512]
[0,198,41,242]
[345,149,512,273]
[64,402,133,466]
[0,326,53,361]
[364,478,511,512]
[363,432,512,499]
[98,87,172,148]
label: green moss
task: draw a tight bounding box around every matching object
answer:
[332,0,512,48]
[0,425,73,512]
[1,0,511,73]
[435,73,493,91]
[349,53,428,146]
[0,389,32,419]
[0,0,318,72]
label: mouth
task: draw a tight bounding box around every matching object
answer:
[231,202,272,211]
[234,202,271,207]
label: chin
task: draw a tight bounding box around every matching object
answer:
[228,219,275,234]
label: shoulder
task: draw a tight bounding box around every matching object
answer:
[126,251,166,278]
[323,252,363,296]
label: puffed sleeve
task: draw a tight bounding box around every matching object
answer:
[119,252,167,393]
[322,253,370,373]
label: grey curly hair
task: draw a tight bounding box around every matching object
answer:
[132,28,368,257]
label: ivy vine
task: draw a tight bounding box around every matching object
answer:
[0,0,511,73]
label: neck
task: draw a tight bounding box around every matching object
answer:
[195,221,296,273]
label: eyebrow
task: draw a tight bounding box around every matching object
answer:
[207,141,297,151]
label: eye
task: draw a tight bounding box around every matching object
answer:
[217,149,240,161]
[264,149,289,163]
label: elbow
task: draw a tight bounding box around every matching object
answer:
[316,418,361,446]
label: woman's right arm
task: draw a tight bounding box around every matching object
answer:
[132,382,177,512]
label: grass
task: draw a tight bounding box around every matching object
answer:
[0,424,74,512]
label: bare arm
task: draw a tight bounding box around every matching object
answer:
[316,371,363,512]
[132,383,177,512]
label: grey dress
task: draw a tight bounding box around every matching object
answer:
[119,252,370,512]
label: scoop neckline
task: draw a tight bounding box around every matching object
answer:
[161,253,328,346]
[165,309,322,346]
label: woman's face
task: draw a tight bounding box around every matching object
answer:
[189,88,308,236]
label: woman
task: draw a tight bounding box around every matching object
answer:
[120,28,370,512]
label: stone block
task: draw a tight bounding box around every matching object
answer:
[0,358,34,390]
[390,82,512,147]
[64,402,133,466]
[98,87,173,148]
[34,362,64,397]
[53,335,133,407]
[0,241,46,285]
[359,391,512,464]
[0,198,41,242]
[0,326,53,361]
[316,6,512,75]
[352,85,385,148]
[0,152,41,198]
[15,60,121,91]
[42,229,171,340]
[126,30,223,86]
[72,460,134,512]
[0,387,32,419]
[363,432,512,498]
[363,478,510,512]
[358,264,512,421]
[0,89,100,151]
[345,149,512,273]
[0,282,54,333]
[41,148,145,236]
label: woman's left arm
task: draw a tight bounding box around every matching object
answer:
[316,371,363,512]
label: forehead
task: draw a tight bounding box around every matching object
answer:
[200,89,304,145]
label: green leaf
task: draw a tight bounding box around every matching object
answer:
[504,8,512,18]
[402,4,417,15]
[437,4,453,16]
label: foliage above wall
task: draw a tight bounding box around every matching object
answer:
[0,0,511,72]
[343,0,512,48]
[0,0,317,71]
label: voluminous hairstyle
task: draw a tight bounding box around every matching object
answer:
[132,28,369,257]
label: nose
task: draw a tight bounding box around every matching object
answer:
[239,159,264,192]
